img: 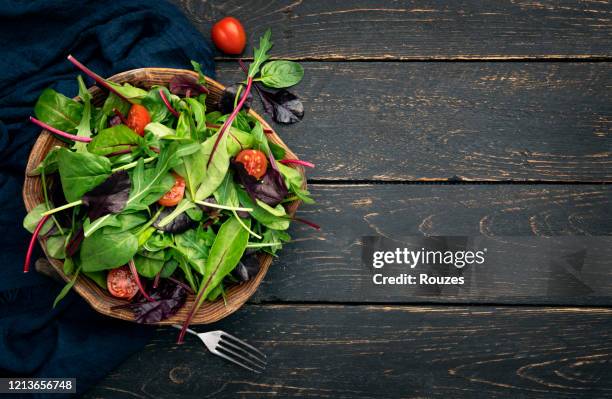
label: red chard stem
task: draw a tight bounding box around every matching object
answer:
[128,259,154,302]
[159,89,180,118]
[24,214,51,273]
[66,55,128,101]
[30,116,92,142]
[280,159,315,168]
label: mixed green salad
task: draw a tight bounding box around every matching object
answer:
[23,31,315,343]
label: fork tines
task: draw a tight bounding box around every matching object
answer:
[214,332,267,373]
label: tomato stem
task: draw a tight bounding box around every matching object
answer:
[159,89,180,118]
[30,117,92,143]
[24,214,51,273]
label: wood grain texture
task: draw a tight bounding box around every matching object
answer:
[216,62,612,182]
[247,184,612,304]
[84,305,612,399]
[174,0,612,60]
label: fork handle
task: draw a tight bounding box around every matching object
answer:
[172,324,199,337]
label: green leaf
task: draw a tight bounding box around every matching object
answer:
[226,127,255,156]
[106,82,148,101]
[255,199,287,216]
[63,257,75,275]
[184,98,207,137]
[73,76,93,152]
[214,172,239,207]
[34,88,83,133]
[141,87,170,123]
[198,217,250,301]
[237,188,290,230]
[259,60,304,88]
[53,267,80,308]
[144,122,176,139]
[102,92,130,117]
[248,29,273,78]
[84,270,107,289]
[57,149,112,202]
[191,60,207,84]
[160,258,179,278]
[29,146,61,176]
[123,143,183,211]
[80,226,139,272]
[46,235,67,259]
[88,125,143,156]
[176,112,195,139]
[174,144,206,199]
[260,229,291,255]
[23,203,54,234]
[173,227,214,275]
[278,163,314,204]
[133,252,165,278]
[195,132,230,201]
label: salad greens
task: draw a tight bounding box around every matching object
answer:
[23,31,317,342]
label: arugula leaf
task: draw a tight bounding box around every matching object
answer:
[53,267,80,308]
[259,60,304,88]
[123,143,184,211]
[191,60,207,84]
[278,163,314,204]
[80,226,139,272]
[248,29,272,78]
[73,76,92,152]
[88,125,143,156]
[28,146,61,176]
[260,229,291,255]
[57,148,112,202]
[34,88,83,133]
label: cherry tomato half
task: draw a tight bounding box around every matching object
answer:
[107,265,139,300]
[126,104,151,136]
[235,149,268,179]
[211,17,247,55]
[158,173,186,207]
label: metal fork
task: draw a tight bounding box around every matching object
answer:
[172,325,267,373]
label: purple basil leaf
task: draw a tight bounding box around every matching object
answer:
[219,83,253,115]
[127,280,188,323]
[82,170,130,220]
[255,85,304,124]
[169,75,208,97]
[232,160,288,206]
[153,205,196,233]
[65,226,84,257]
[231,254,261,282]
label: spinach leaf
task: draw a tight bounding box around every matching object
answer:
[237,188,290,230]
[195,132,230,201]
[46,234,67,259]
[101,92,130,117]
[57,148,112,202]
[88,125,143,156]
[84,270,107,289]
[198,217,250,300]
[83,212,147,238]
[173,226,215,275]
[141,87,170,123]
[23,203,54,234]
[34,88,83,133]
[259,60,304,88]
[80,226,139,272]
[144,122,176,139]
[134,252,165,278]
[73,76,93,152]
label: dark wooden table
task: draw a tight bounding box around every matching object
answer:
[85,1,612,398]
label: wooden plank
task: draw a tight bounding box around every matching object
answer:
[85,305,612,398]
[215,62,612,182]
[175,0,612,60]
[249,184,612,304]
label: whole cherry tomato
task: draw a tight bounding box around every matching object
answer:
[211,17,247,55]
[158,173,186,207]
[235,149,268,179]
[107,265,139,300]
[126,104,151,136]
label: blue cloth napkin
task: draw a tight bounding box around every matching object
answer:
[0,0,214,395]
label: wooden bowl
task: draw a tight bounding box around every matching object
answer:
[22,68,304,325]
